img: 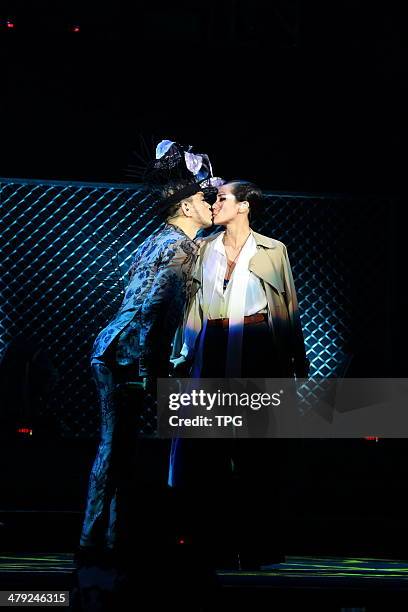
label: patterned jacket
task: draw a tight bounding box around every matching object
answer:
[91,223,200,377]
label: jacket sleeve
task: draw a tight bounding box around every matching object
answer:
[138,239,196,377]
[170,272,203,366]
[179,288,203,362]
[281,244,310,378]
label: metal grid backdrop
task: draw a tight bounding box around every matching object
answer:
[0,178,393,438]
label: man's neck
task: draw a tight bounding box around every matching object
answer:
[167,217,200,240]
[223,220,251,247]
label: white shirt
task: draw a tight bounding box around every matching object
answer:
[204,231,267,318]
[177,230,268,378]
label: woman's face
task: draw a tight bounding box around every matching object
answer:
[212,183,241,225]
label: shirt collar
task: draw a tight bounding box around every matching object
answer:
[213,230,256,256]
[205,229,279,250]
[164,222,200,251]
[213,231,226,255]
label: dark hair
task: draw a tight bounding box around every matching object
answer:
[228,180,262,222]
[165,201,183,220]
[160,180,196,221]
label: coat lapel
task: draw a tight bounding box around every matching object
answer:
[249,232,284,294]
[190,229,284,296]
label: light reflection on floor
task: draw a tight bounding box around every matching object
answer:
[2,553,408,583]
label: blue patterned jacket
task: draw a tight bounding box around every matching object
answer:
[91,223,200,377]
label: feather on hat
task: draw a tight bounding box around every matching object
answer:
[125,138,224,207]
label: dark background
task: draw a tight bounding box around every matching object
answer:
[2,0,407,380]
[1,0,407,194]
[1,1,408,559]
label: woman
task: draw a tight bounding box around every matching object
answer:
[173,179,309,380]
[169,180,309,569]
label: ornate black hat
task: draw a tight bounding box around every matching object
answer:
[126,138,224,208]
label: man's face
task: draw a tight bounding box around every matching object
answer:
[212,183,241,225]
[187,191,213,228]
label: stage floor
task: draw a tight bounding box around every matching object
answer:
[1,553,408,610]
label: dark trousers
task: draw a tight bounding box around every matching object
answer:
[171,319,284,559]
[79,345,137,549]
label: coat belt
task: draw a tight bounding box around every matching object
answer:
[207,312,267,329]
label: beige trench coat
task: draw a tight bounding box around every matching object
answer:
[171,230,309,378]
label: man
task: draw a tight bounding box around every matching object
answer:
[169,180,309,568]
[77,141,215,565]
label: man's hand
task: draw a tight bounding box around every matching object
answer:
[170,356,192,377]
[171,356,187,370]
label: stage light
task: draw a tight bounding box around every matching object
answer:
[6,20,15,29]
[70,25,81,33]
[17,428,33,436]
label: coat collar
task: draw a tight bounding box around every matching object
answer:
[193,229,284,294]
[201,229,279,249]
[251,230,279,249]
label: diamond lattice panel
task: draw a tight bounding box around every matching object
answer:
[0,179,391,438]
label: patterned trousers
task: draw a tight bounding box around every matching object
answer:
[79,350,141,550]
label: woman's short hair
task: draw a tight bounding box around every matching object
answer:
[228,180,263,221]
